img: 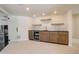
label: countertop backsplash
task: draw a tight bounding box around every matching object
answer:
[32,23,68,31]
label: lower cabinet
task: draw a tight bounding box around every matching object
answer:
[49,32,58,43]
[39,32,49,42]
[29,30,34,40]
[29,30,68,45]
[58,32,68,45]
[39,31,68,45]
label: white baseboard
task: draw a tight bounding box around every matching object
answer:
[9,39,29,43]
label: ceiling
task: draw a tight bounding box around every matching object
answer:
[0,4,79,17]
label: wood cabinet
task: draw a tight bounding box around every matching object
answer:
[58,32,68,45]
[49,32,58,43]
[39,31,68,45]
[29,30,34,40]
[39,31,49,42]
[29,30,68,45]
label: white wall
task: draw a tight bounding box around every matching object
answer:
[0,15,33,41]
[8,15,33,41]
[8,15,18,41]
[17,16,33,40]
[66,10,73,46]
[32,14,68,31]
[72,14,79,39]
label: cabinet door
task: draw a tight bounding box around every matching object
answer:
[39,32,49,42]
[49,32,58,43]
[58,32,68,45]
[29,30,34,40]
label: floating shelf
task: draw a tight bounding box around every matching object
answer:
[32,24,42,26]
[51,23,64,25]
[40,19,52,21]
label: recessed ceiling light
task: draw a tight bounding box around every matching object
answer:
[26,8,30,11]
[54,11,57,14]
[42,13,46,16]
